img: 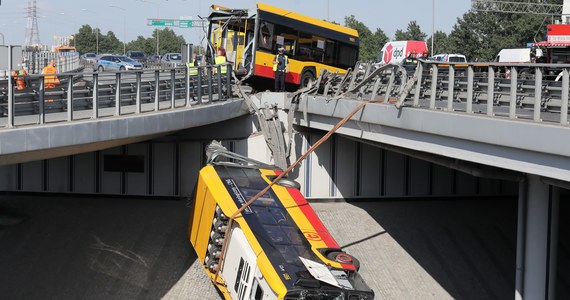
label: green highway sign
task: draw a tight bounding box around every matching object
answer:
[149,19,175,26]
[147,18,201,28]
[179,20,192,28]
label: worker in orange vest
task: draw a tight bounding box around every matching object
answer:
[43,60,60,88]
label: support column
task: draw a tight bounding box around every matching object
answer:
[516,175,559,300]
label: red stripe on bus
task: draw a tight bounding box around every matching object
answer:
[254,64,301,84]
[286,187,356,270]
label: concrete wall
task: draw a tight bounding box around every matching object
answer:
[0,130,517,198]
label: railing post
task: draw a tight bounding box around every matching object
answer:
[115,72,121,116]
[185,66,191,107]
[447,64,455,112]
[197,67,203,104]
[226,64,232,99]
[466,65,474,114]
[384,66,396,103]
[39,77,45,125]
[136,71,142,114]
[67,74,73,121]
[207,66,213,103]
[487,66,495,116]
[561,68,569,125]
[413,62,423,107]
[533,67,542,122]
[170,68,176,109]
[217,65,223,100]
[92,72,99,119]
[7,45,14,128]
[510,66,518,119]
[154,70,160,111]
[430,64,438,109]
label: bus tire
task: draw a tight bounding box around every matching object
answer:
[325,250,360,271]
[300,69,315,88]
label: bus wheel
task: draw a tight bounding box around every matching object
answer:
[326,250,360,271]
[300,70,315,88]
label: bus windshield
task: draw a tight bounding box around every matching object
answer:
[207,2,359,87]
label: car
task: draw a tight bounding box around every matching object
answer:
[80,52,97,63]
[430,53,467,63]
[161,52,182,67]
[126,50,147,64]
[147,54,161,63]
[94,54,143,72]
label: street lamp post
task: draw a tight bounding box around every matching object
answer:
[136,0,160,55]
[432,0,435,55]
[109,4,126,54]
[81,8,99,55]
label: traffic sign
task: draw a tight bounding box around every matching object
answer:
[179,20,192,28]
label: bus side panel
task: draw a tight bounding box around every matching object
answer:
[254,51,302,84]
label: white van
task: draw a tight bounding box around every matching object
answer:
[495,48,532,63]
[430,53,467,63]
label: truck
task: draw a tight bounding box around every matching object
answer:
[495,48,532,63]
[379,40,428,64]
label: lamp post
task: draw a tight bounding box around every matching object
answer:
[136,0,160,55]
[432,0,435,55]
[109,4,126,54]
[81,8,99,55]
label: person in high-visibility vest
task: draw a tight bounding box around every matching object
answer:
[186,52,199,76]
[42,60,60,88]
[11,67,27,90]
[272,47,288,92]
[214,48,227,75]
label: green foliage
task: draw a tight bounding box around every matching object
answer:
[426,30,451,55]
[344,15,388,61]
[73,26,186,55]
[447,4,550,61]
[394,21,427,41]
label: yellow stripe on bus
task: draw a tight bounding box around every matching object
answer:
[258,3,358,38]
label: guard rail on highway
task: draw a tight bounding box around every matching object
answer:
[0,63,233,128]
[313,60,570,125]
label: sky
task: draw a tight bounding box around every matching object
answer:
[0,0,471,48]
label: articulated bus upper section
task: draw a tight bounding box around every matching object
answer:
[207,2,359,86]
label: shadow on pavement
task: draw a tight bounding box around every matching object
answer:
[0,195,218,299]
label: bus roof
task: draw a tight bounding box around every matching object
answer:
[257,2,358,38]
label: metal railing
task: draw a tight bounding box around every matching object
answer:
[312,60,570,126]
[0,63,233,128]
[23,51,81,74]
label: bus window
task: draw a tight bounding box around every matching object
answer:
[259,22,274,50]
[274,24,297,54]
[338,43,358,69]
[250,279,263,300]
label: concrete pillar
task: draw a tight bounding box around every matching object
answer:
[516,175,559,300]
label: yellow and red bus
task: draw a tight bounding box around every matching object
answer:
[188,149,374,299]
[207,2,359,87]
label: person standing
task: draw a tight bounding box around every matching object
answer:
[215,48,227,75]
[273,47,288,92]
[42,60,60,88]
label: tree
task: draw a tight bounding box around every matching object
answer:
[426,30,451,55]
[394,21,427,41]
[344,15,388,61]
[447,2,551,61]
[75,25,97,54]
[154,28,186,54]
